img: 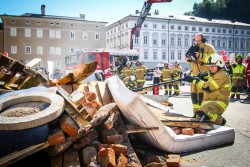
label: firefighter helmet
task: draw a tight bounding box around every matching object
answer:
[126,61,132,66]
[207,54,225,68]
[130,75,136,81]
[164,62,169,65]
[174,60,179,65]
[2,51,8,57]
[135,59,142,65]
[236,53,243,59]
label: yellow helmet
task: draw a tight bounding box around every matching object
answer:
[236,53,243,59]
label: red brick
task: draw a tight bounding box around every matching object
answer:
[47,127,65,146]
[194,128,206,134]
[116,153,128,167]
[101,128,123,144]
[98,148,116,167]
[85,92,97,102]
[171,127,181,135]
[72,130,98,150]
[166,154,181,167]
[181,128,194,135]
[59,113,79,137]
[98,144,110,151]
[111,144,128,157]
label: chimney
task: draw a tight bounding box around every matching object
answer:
[41,5,45,15]
[79,14,85,20]
[135,10,139,14]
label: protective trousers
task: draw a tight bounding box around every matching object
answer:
[197,100,228,125]
[191,83,204,114]
[164,83,172,95]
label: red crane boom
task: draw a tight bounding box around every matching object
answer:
[130,0,172,49]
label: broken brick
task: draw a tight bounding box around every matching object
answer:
[47,127,65,146]
[181,128,194,135]
[59,113,79,137]
[166,154,181,167]
[98,148,116,167]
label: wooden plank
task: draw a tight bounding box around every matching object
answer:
[87,81,103,105]
[124,125,159,133]
[162,121,214,130]
[0,142,49,167]
[97,82,112,105]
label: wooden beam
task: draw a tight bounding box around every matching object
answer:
[162,121,214,130]
[124,125,159,133]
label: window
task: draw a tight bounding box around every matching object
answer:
[83,32,88,40]
[70,31,75,39]
[143,36,148,44]
[153,39,157,45]
[205,28,209,32]
[144,50,148,59]
[25,28,31,37]
[50,47,61,55]
[135,37,139,44]
[162,24,166,29]
[217,29,221,33]
[49,30,61,39]
[153,50,158,60]
[229,30,232,34]
[170,51,174,60]
[10,28,16,36]
[199,27,202,31]
[212,40,215,46]
[241,30,244,35]
[177,38,181,46]
[37,46,43,54]
[170,38,174,45]
[229,41,232,48]
[162,39,166,46]
[37,29,43,38]
[185,26,188,31]
[25,20,30,24]
[212,28,215,33]
[223,29,226,33]
[144,23,148,28]
[178,26,181,30]
[56,47,61,55]
[95,33,100,40]
[241,41,244,48]
[235,30,238,34]
[177,52,182,60]
[184,38,189,46]
[25,46,31,54]
[217,40,221,47]
[235,41,238,48]
[222,42,226,47]
[170,25,174,30]
[162,50,166,60]
[11,46,17,54]
[192,27,196,31]
[54,61,61,68]
[153,24,157,29]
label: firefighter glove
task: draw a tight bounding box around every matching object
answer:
[184,75,200,83]
[232,63,236,68]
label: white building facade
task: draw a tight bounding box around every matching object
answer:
[106,14,250,71]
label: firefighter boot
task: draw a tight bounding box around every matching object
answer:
[230,94,235,99]
[236,94,240,100]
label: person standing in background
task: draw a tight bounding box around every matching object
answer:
[161,62,173,95]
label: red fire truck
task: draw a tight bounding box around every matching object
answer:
[65,49,139,81]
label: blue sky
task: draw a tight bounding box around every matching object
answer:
[1,0,203,25]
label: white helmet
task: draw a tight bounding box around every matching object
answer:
[207,54,225,68]
[130,75,136,81]
[126,61,132,66]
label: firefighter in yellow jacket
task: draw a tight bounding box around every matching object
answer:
[184,54,231,125]
[161,62,173,95]
[134,59,149,88]
[121,61,134,87]
[171,60,182,96]
[230,53,246,100]
[185,33,215,115]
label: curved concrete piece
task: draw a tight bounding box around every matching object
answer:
[0,92,65,130]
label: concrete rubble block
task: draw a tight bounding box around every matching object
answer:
[166,154,181,167]
[98,147,116,167]
[181,128,194,135]
[116,153,128,167]
[81,146,98,167]
[72,130,98,150]
[59,113,79,137]
[47,127,65,146]
[101,128,123,144]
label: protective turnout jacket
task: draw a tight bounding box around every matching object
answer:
[231,62,246,86]
[161,67,172,82]
[196,68,231,107]
[135,65,148,83]
[187,43,215,76]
